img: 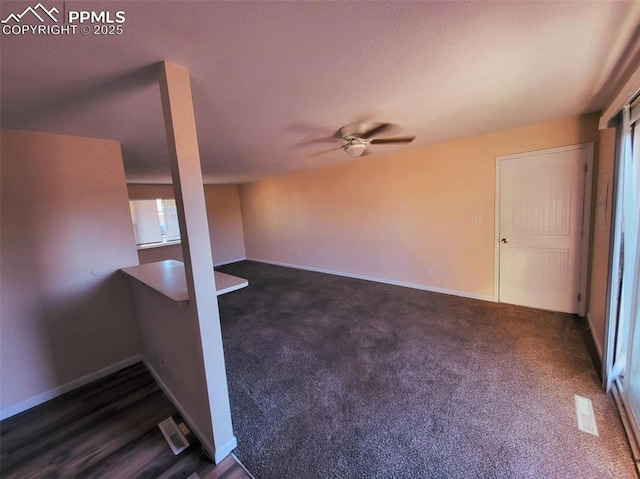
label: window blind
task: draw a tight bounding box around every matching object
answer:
[129,198,181,246]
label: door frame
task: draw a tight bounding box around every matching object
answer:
[493,143,594,316]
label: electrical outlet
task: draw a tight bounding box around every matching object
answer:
[425,266,433,275]
[159,352,165,365]
[474,213,482,222]
[293,252,302,259]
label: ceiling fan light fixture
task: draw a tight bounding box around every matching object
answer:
[345,142,366,157]
[305,122,414,158]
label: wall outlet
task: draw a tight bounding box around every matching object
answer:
[474,213,482,222]
[293,252,302,259]
[425,266,433,275]
[159,352,165,365]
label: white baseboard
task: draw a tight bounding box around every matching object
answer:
[0,354,143,421]
[215,436,239,463]
[143,360,237,464]
[213,257,247,267]
[143,360,212,456]
[246,257,495,302]
[586,312,604,360]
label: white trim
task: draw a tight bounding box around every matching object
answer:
[495,143,592,162]
[579,144,595,317]
[494,143,594,315]
[213,256,247,267]
[600,62,640,129]
[246,258,494,302]
[494,157,502,303]
[0,354,143,421]
[214,437,239,464]
[143,359,237,464]
[586,312,604,360]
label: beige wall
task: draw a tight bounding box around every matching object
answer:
[587,128,617,357]
[138,244,184,263]
[0,130,141,416]
[204,185,246,265]
[127,183,175,199]
[127,184,246,265]
[241,114,600,300]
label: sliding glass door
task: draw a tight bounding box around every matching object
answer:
[627,290,640,439]
[621,110,640,431]
[604,98,640,449]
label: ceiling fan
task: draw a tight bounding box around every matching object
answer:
[306,123,415,158]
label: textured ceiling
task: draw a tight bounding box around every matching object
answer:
[1,1,639,184]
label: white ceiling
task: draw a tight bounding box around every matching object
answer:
[1,1,639,184]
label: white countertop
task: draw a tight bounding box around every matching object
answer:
[121,260,248,302]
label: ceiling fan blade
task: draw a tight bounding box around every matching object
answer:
[307,146,343,157]
[295,136,340,147]
[332,128,347,139]
[361,122,394,139]
[370,136,416,144]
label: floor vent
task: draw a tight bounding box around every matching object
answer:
[158,417,190,455]
[575,394,599,436]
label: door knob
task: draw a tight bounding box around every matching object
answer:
[501,238,509,244]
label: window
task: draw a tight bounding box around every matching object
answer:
[129,198,181,247]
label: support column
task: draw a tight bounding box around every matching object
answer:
[158,60,236,462]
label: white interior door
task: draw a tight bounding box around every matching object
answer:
[496,145,592,314]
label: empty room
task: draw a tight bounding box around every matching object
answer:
[2,1,640,478]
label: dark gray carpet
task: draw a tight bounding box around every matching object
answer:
[216,261,635,478]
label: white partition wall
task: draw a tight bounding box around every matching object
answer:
[159,60,236,461]
[126,61,236,463]
[0,130,141,419]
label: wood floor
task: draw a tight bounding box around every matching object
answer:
[0,362,253,479]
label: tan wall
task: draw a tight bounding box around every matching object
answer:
[204,185,246,265]
[138,244,184,263]
[127,184,246,265]
[127,183,175,199]
[0,130,141,416]
[240,114,600,300]
[587,128,617,357]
